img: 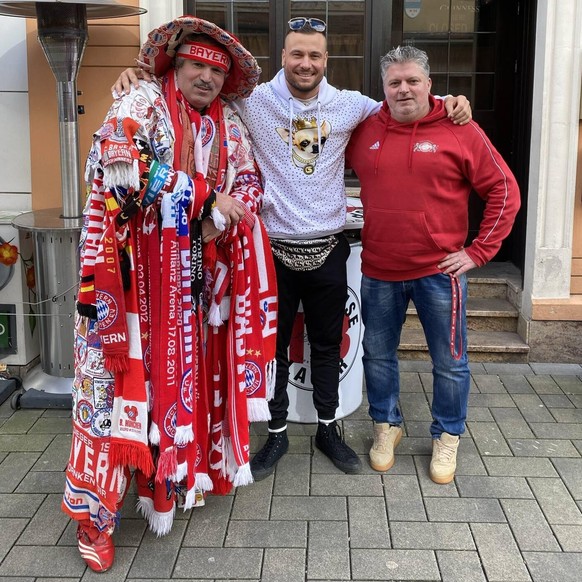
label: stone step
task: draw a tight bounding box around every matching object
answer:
[467,279,510,299]
[398,329,530,363]
[404,297,519,332]
[467,261,522,301]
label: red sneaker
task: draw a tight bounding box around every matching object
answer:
[76,521,115,573]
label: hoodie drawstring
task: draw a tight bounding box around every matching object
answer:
[316,100,322,156]
[288,97,295,156]
[408,121,419,169]
[374,120,421,174]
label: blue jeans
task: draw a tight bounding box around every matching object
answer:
[361,273,470,437]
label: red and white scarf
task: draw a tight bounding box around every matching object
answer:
[136,72,230,527]
[206,220,277,485]
[96,192,154,477]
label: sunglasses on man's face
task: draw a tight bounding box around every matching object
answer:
[288,17,327,33]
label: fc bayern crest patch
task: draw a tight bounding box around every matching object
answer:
[180,369,193,413]
[164,402,177,438]
[245,360,262,396]
[201,116,215,147]
[95,290,118,330]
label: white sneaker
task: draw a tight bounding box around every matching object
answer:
[369,423,402,472]
[429,432,459,484]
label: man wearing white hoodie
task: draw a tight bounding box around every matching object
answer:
[240,19,382,478]
[115,16,471,481]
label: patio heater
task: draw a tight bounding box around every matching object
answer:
[0,0,146,408]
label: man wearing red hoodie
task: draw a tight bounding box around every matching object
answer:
[346,45,520,484]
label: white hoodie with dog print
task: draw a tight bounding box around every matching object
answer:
[234,69,379,239]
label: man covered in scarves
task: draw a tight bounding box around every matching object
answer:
[62,16,278,573]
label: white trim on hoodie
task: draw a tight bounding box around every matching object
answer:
[234,70,379,239]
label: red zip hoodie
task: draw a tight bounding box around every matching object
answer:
[346,95,521,281]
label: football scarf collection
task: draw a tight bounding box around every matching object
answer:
[62,78,277,537]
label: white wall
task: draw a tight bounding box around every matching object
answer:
[139,0,182,45]
[0,15,31,211]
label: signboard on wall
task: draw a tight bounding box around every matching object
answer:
[404,0,477,33]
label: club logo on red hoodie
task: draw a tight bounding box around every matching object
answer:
[413,140,438,153]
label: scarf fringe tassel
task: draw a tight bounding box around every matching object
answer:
[208,302,223,327]
[103,160,140,191]
[148,422,160,445]
[195,472,213,492]
[156,446,177,483]
[104,354,129,373]
[174,461,188,483]
[222,436,255,486]
[233,462,253,487]
[136,496,176,537]
[247,397,271,422]
[109,441,154,478]
[174,425,194,445]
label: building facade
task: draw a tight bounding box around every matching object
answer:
[0,0,580,364]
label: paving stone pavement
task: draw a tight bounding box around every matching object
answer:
[0,361,581,581]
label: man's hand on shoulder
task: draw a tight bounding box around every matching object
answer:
[111,67,152,97]
[444,95,472,125]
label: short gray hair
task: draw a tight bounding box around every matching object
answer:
[380,45,430,81]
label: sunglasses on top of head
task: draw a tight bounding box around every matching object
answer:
[288,17,327,33]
